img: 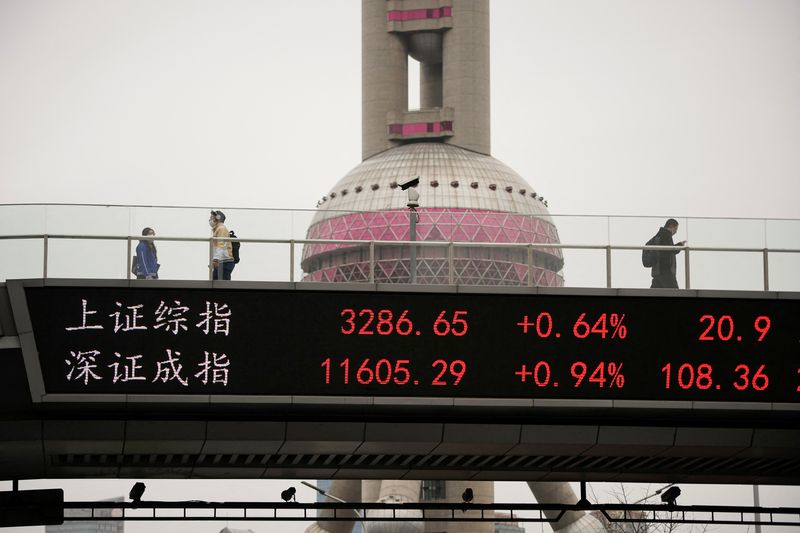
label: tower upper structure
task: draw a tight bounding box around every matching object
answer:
[362,0,490,159]
[303,0,563,287]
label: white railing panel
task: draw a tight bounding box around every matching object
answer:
[766,219,800,249]
[560,248,608,288]
[231,242,292,283]
[0,238,45,280]
[684,217,767,249]
[608,249,653,289]
[46,238,129,279]
[150,239,210,281]
[550,215,611,247]
[769,252,800,292]
[44,205,132,237]
[689,250,766,291]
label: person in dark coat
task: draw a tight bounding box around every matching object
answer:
[651,218,686,288]
[135,227,159,279]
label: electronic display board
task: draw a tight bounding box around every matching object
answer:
[18,284,800,403]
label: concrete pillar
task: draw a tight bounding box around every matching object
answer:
[379,479,421,503]
[362,479,382,503]
[362,0,408,160]
[442,0,490,154]
[420,62,443,108]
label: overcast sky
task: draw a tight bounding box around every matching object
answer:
[1,0,798,220]
[1,1,799,531]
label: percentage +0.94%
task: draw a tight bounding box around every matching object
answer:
[514,360,625,389]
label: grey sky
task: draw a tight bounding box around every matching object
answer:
[1,0,798,219]
[1,0,799,531]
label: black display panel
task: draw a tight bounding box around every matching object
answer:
[23,286,800,402]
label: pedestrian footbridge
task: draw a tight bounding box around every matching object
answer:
[0,205,798,484]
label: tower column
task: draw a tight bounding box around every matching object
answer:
[443,0,490,154]
[362,0,408,160]
[420,61,443,108]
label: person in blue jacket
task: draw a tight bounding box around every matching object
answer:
[135,227,159,279]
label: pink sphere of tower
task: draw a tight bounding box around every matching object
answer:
[302,142,564,286]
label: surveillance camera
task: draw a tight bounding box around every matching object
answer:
[129,482,146,503]
[660,486,681,506]
[407,187,420,208]
[399,176,420,191]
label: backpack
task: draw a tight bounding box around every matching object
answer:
[229,230,241,264]
[641,234,659,268]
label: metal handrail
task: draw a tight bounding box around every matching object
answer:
[4,233,797,253]
[1,233,798,290]
[2,201,799,221]
[56,499,800,527]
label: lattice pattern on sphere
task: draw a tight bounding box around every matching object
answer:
[302,208,564,287]
[304,258,562,286]
[303,209,561,256]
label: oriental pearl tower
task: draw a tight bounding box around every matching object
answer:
[303,2,604,533]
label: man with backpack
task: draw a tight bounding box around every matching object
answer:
[643,218,686,288]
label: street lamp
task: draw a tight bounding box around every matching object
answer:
[399,176,421,284]
[301,481,367,533]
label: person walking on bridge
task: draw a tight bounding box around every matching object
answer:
[135,227,159,280]
[209,210,235,280]
[650,218,686,288]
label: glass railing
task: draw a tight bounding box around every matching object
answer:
[1,204,798,291]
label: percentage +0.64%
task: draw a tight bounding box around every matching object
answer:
[516,311,628,340]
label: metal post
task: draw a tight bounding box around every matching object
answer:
[42,235,48,279]
[762,248,769,291]
[605,246,612,288]
[369,241,375,284]
[448,242,454,285]
[527,245,534,287]
[684,245,691,289]
[289,240,295,283]
[577,481,590,507]
[127,236,132,280]
[208,239,214,281]
[753,484,762,533]
[409,208,417,284]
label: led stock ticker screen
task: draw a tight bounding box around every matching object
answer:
[23,286,800,403]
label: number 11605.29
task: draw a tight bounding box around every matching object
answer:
[320,357,467,386]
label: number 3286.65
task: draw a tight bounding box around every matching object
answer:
[340,308,468,337]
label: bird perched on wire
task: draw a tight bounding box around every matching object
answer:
[281,487,297,503]
[462,488,474,503]
[461,487,474,512]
